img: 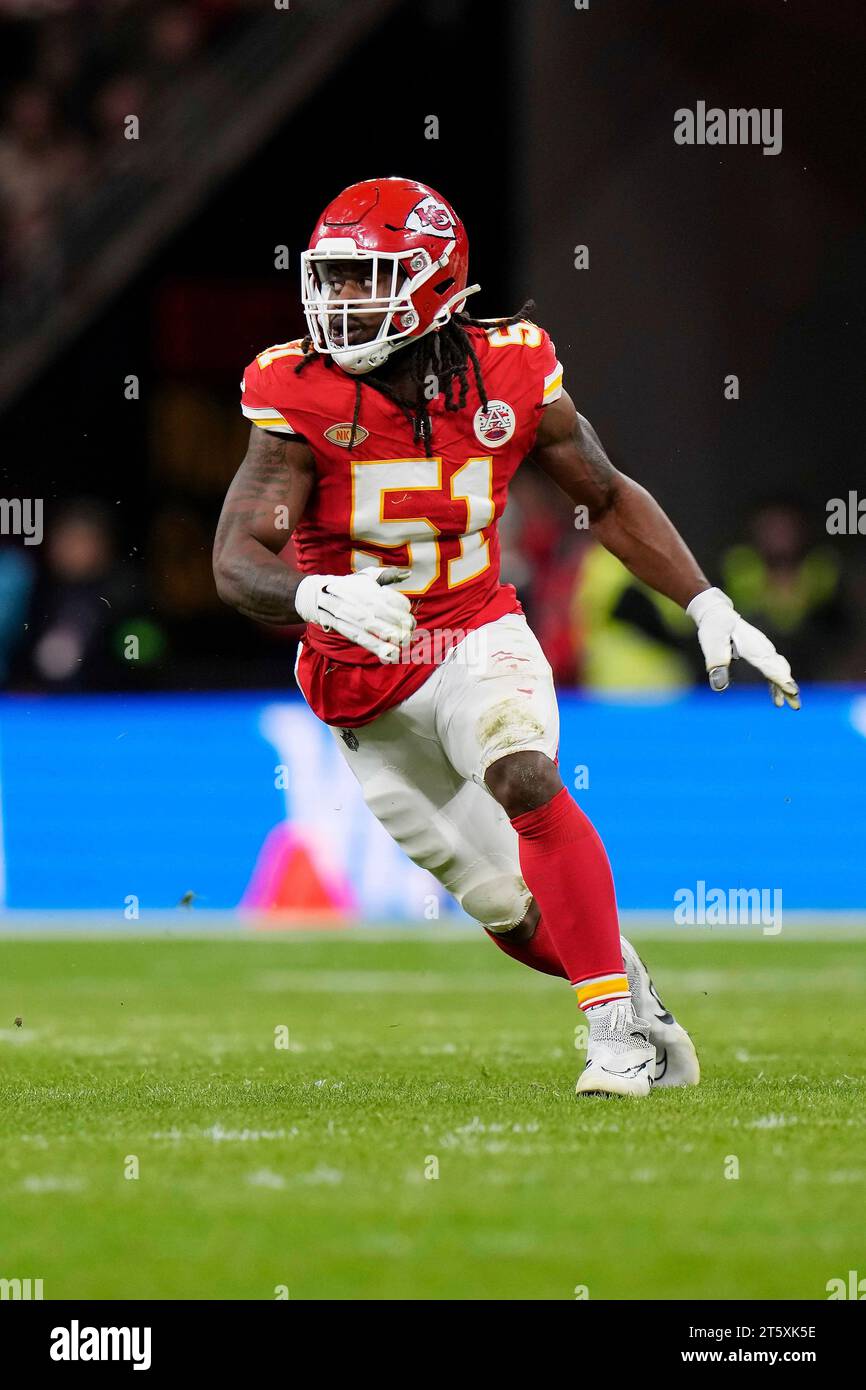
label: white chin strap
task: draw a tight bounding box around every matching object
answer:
[331,336,401,376]
[325,284,482,376]
[330,324,419,376]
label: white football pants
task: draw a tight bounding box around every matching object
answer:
[329,612,560,931]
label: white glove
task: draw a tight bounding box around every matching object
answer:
[295,566,415,663]
[686,587,800,709]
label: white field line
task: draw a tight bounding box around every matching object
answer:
[1,911,866,940]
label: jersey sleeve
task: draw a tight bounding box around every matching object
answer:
[240,341,307,438]
[538,328,564,407]
[478,319,564,412]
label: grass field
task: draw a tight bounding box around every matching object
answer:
[1,928,865,1301]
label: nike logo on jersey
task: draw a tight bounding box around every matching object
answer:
[324,422,370,447]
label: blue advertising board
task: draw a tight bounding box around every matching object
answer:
[0,688,863,914]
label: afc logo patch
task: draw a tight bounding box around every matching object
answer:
[340,729,360,751]
[473,399,516,448]
[405,195,456,239]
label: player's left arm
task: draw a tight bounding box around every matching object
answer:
[530,390,799,706]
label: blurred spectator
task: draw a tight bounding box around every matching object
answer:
[90,72,148,150]
[12,497,153,689]
[0,542,35,683]
[721,497,864,682]
[572,543,697,692]
[0,81,90,302]
[0,0,243,304]
[500,467,586,683]
[146,4,205,78]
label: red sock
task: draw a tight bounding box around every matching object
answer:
[510,787,628,1009]
[483,916,567,979]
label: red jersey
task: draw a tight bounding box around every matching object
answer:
[240,321,564,726]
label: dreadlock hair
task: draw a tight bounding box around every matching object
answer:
[294,301,537,458]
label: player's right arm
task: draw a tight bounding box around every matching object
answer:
[213,426,314,624]
[213,425,416,659]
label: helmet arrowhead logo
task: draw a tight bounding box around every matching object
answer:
[405,196,456,239]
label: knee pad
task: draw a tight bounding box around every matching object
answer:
[459,871,531,932]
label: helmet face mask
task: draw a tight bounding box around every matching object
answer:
[301,244,425,374]
[300,178,480,375]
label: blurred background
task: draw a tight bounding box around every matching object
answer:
[0,0,864,913]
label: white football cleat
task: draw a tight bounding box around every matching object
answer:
[620,936,700,1088]
[575,999,656,1098]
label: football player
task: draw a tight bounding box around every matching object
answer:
[214,177,799,1097]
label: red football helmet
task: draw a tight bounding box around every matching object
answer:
[301,176,480,375]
